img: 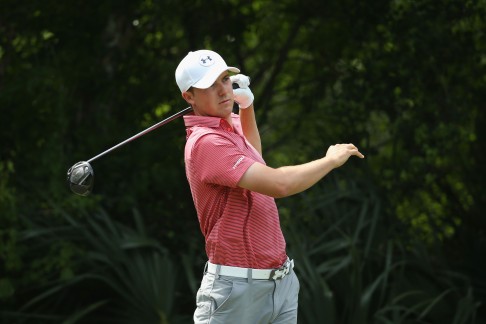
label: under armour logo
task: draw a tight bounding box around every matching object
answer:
[199,55,215,67]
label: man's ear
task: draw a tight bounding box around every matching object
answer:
[182,91,194,105]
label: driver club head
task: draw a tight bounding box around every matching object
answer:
[67,161,94,196]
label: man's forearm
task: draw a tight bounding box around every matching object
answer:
[239,104,262,155]
[276,157,336,197]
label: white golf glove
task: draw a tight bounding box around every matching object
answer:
[230,74,254,109]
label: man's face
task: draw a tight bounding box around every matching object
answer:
[183,71,234,119]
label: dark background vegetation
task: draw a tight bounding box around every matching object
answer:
[1,0,485,323]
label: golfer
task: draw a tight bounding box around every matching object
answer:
[175,49,364,323]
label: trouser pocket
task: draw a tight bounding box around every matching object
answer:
[194,274,235,322]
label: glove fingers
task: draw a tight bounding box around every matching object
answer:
[230,74,250,89]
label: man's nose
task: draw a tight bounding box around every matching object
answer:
[215,81,228,95]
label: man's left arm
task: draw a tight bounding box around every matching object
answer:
[231,74,262,155]
[239,104,262,155]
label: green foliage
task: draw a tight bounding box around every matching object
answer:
[1,209,190,324]
[327,0,485,244]
[283,177,479,323]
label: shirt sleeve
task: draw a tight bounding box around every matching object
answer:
[191,133,256,188]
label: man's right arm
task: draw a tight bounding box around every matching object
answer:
[237,143,365,198]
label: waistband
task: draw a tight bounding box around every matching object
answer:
[206,258,294,280]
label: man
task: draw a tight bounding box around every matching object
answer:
[175,49,364,323]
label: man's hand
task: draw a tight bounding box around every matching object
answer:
[325,144,365,168]
[230,74,254,109]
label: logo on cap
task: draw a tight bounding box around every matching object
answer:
[199,55,214,67]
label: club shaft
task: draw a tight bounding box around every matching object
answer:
[87,106,193,163]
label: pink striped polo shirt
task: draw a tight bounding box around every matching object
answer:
[184,113,287,269]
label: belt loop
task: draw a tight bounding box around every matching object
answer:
[203,261,209,276]
[247,268,253,284]
[215,264,221,279]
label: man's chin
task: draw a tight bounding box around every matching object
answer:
[221,102,234,113]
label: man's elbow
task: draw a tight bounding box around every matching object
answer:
[240,164,295,198]
[271,179,293,199]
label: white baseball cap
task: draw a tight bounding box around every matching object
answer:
[175,50,240,92]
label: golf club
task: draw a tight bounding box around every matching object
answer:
[67,106,193,196]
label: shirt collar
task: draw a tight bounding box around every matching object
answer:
[183,113,240,133]
[183,114,222,128]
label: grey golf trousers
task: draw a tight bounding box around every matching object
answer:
[193,265,299,323]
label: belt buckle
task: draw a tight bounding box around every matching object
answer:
[270,259,292,280]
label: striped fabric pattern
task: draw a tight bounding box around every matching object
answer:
[184,113,287,269]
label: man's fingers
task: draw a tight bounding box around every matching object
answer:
[338,143,365,159]
[328,143,365,159]
[347,144,365,158]
[230,74,251,89]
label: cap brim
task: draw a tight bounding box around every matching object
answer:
[192,65,240,89]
